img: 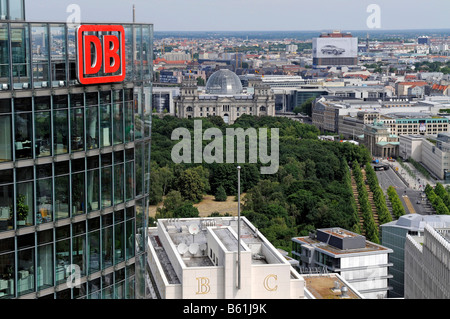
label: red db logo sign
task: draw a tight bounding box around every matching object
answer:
[76,25,126,85]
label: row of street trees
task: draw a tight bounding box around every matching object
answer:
[425,183,450,215]
[387,186,406,219]
[344,161,361,234]
[352,161,379,244]
[365,164,393,225]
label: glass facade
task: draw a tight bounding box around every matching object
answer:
[381,226,408,298]
[0,0,25,21]
[0,6,153,298]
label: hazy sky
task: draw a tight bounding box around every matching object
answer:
[25,0,450,32]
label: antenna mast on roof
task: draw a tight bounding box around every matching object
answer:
[237,166,241,290]
[133,4,136,23]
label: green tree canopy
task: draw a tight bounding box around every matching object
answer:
[176,168,207,203]
[173,204,200,218]
[215,185,227,202]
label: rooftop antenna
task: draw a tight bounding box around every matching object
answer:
[132,4,137,60]
[237,166,241,290]
[200,243,207,255]
[189,223,200,242]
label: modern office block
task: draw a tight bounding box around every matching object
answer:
[381,214,450,298]
[398,133,450,180]
[0,0,153,299]
[404,224,450,299]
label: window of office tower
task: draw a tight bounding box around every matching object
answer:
[0,0,25,21]
[0,1,6,19]
[8,0,24,20]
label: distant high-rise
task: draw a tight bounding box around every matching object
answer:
[417,36,430,45]
[312,31,358,66]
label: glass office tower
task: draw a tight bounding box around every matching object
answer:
[0,0,153,299]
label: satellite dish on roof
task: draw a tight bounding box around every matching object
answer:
[189,243,199,255]
[188,224,200,235]
[177,243,188,255]
[200,243,207,251]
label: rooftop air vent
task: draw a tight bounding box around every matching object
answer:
[340,286,348,298]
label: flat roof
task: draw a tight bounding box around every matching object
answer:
[435,227,450,244]
[381,214,450,232]
[399,134,425,139]
[149,217,286,271]
[213,228,246,252]
[293,229,392,257]
[148,230,182,284]
[303,274,362,299]
[320,228,362,239]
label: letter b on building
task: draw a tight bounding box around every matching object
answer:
[196,277,211,295]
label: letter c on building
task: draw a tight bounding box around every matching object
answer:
[263,274,278,291]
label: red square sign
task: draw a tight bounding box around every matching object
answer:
[76,25,126,85]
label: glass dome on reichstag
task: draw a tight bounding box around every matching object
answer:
[205,69,243,95]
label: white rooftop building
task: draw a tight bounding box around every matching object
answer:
[292,228,393,299]
[147,216,305,299]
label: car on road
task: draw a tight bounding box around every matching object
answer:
[321,45,345,55]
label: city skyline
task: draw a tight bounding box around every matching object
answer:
[25,0,450,32]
